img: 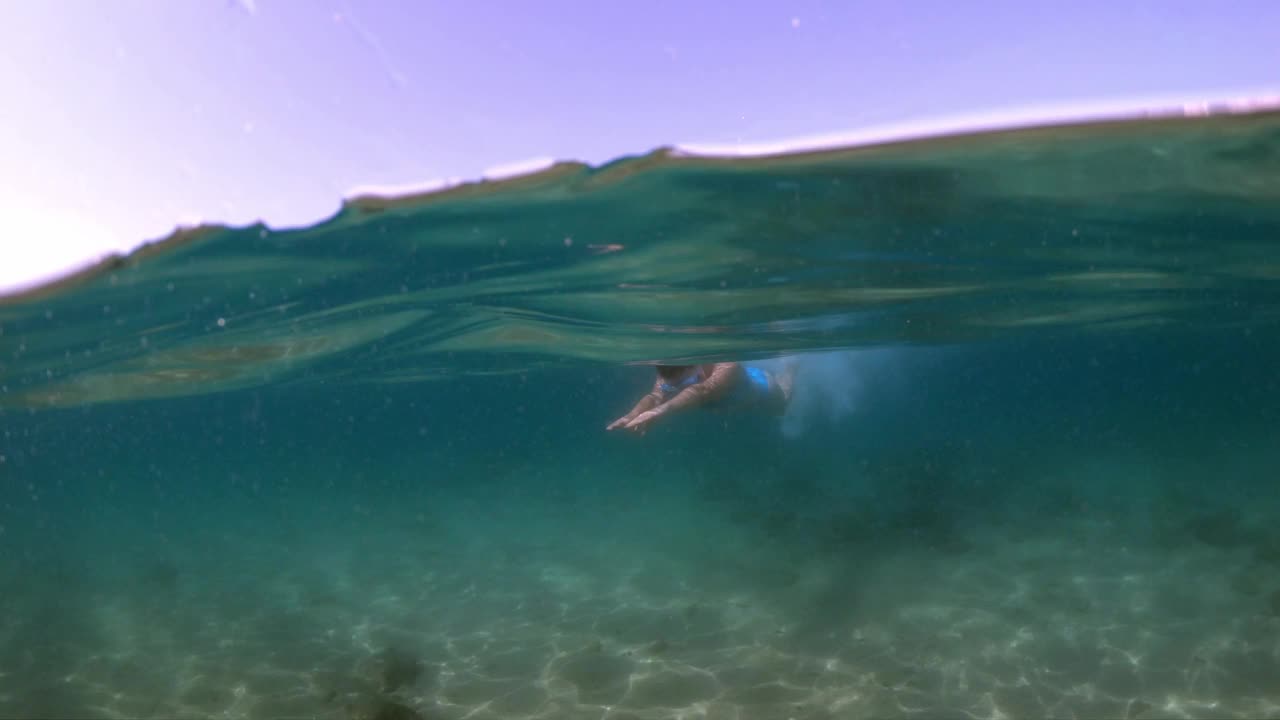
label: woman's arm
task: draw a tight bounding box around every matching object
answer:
[651,363,736,417]
[606,377,666,430]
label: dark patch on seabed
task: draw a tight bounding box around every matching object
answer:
[3,109,1280,718]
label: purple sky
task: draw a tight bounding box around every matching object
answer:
[2,0,1277,292]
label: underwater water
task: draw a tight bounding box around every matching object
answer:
[2,108,1280,719]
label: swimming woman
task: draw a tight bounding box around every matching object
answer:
[606,361,796,435]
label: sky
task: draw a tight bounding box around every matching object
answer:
[1,0,1278,293]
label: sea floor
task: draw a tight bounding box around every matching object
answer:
[3,454,1280,720]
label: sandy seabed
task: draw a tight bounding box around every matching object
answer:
[3,475,1279,720]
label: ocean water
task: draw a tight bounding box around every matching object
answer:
[2,109,1280,719]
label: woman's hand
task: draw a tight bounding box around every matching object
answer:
[623,409,663,435]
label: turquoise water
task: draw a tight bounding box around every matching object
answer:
[2,110,1280,719]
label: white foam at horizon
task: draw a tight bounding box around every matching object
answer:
[672,89,1280,158]
[480,156,558,181]
[342,177,456,202]
[338,158,557,211]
